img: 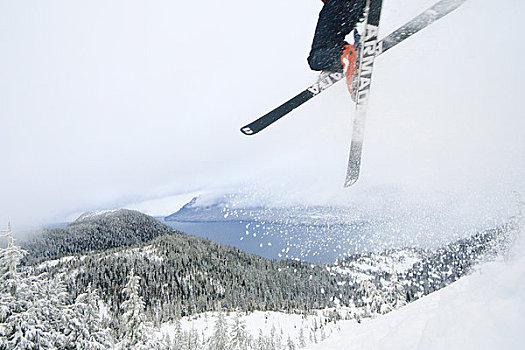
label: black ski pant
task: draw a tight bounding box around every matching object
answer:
[308,0,366,72]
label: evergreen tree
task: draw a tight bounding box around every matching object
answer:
[159,333,172,350]
[388,271,407,310]
[360,280,385,315]
[229,313,249,350]
[0,271,76,349]
[118,268,150,349]
[286,335,296,350]
[208,308,228,350]
[187,326,200,350]
[0,223,27,295]
[67,285,112,349]
[255,329,269,350]
[269,324,281,349]
[311,328,317,344]
[0,227,59,349]
[298,327,306,348]
[172,317,186,350]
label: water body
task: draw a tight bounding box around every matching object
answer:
[162,219,373,264]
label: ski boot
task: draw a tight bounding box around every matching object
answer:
[341,30,362,102]
[341,44,359,101]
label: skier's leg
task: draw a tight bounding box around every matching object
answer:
[308,0,346,72]
[308,0,366,72]
[308,47,345,72]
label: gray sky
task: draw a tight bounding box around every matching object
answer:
[1,0,524,233]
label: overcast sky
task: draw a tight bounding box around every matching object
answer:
[1,0,524,233]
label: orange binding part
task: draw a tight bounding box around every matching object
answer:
[341,44,359,100]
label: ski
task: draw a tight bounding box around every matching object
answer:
[240,0,467,136]
[345,0,382,187]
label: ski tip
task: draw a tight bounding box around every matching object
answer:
[240,126,256,136]
[344,176,359,188]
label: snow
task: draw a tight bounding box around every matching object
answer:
[328,249,424,282]
[74,209,121,222]
[113,244,164,263]
[123,192,204,217]
[158,309,345,346]
[306,237,525,350]
[36,255,77,270]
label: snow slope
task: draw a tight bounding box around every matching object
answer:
[159,309,344,348]
[306,237,525,349]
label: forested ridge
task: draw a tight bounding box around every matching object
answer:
[22,209,178,264]
[41,229,356,321]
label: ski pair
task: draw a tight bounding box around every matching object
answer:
[240,0,467,186]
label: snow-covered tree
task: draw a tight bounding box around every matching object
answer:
[229,313,249,350]
[387,271,407,310]
[0,225,114,350]
[186,326,200,350]
[0,273,72,349]
[269,324,282,349]
[255,329,270,350]
[118,268,150,349]
[286,335,297,350]
[309,325,318,345]
[360,280,385,316]
[320,326,326,342]
[0,223,27,295]
[208,308,228,350]
[298,327,307,348]
[158,333,172,350]
[172,317,186,350]
[66,285,112,349]
[0,226,59,349]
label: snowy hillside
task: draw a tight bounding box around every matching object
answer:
[150,240,524,350]
[306,237,525,350]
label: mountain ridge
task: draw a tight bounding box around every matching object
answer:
[23,209,179,264]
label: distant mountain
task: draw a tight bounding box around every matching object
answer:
[165,196,269,222]
[23,209,179,264]
[165,196,366,226]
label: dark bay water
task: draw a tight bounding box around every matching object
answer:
[162,219,371,264]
